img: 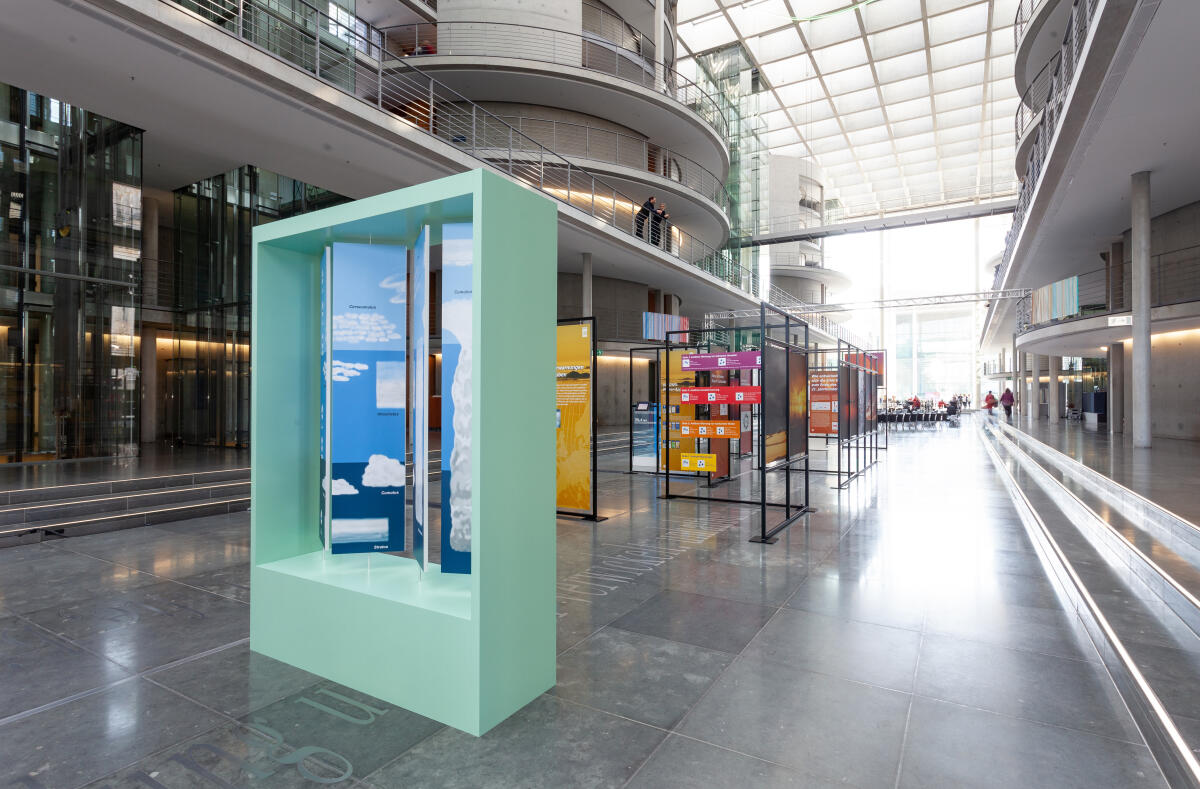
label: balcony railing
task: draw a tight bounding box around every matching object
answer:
[1017,243,1200,333]
[994,0,1100,292]
[377,21,730,144]
[759,180,1018,238]
[1015,0,1037,51]
[486,115,730,212]
[1015,52,1060,145]
[582,1,652,60]
[162,0,756,296]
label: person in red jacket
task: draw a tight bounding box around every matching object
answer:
[910,395,921,410]
[984,391,998,415]
[1000,388,1015,419]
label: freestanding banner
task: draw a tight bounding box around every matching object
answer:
[323,242,407,554]
[412,228,430,573]
[556,322,593,513]
[810,370,838,435]
[788,349,808,458]
[440,223,474,574]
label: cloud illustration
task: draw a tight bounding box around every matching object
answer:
[448,328,472,553]
[331,478,358,495]
[376,361,405,409]
[442,298,472,346]
[331,518,389,543]
[442,237,472,267]
[361,454,405,488]
[333,313,402,344]
[331,360,368,382]
[379,273,406,305]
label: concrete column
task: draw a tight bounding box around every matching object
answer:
[654,289,664,314]
[1109,341,1124,434]
[1109,240,1126,310]
[1048,356,1062,424]
[1032,352,1041,422]
[653,0,666,70]
[581,252,593,317]
[1131,171,1152,448]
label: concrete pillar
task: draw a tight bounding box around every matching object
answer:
[653,0,666,70]
[1109,240,1126,310]
[654,289,664,314]
[581,252,593,317]
[1109,341,1124,434]
[1131,171,1152,448]
[1028,354,1043,424]
[1048,355,1062,424]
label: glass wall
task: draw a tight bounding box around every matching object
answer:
[0,83,143,462]
[167,166,347,448]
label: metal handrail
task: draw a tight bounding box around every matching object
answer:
[488,114,729,211]
[1017,243,1200,333]
[994,0,1100,293]
[1015,0,1036,50]
[582,1,653,59]
[162,0,757,296]
[377,20,730,143]
[761,180,1018,236]
[1015,52,1060,145]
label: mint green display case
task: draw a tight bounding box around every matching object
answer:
[249,170,558,735]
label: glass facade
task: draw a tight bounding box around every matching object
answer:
[0,83,143,462]
[689,43,769,298]
[166,165,347,448]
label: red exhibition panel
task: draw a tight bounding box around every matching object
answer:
[679,386,762,405]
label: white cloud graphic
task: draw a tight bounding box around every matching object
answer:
[379,273,406,305]
[331,518,389,544]
[331,360,368,382]
[333,313,402,345]
[331,478,358,495]
[376,361,405,409]
[442,237,472,267]
[361,453,405,488]
[445,300,472,553]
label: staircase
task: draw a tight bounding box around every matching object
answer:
[981,420,1200,787]
[0,467,250,547]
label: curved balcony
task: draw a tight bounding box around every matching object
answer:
[378,21,731,174]
[160,0,757,296]
[1015,0,1074,95]
[491,115,729,211]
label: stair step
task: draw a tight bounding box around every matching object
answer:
[0,467,250,506]
[0,495,251,539]
[0,481,251,527]
[981,423,1200,785]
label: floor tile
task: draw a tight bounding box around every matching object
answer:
[243,679,444,779]
[925,598,1094,660]
[365,695,665,788]
[176,563,251,603]
[678,654,910,787]
[743,608,921,692]
[661,555,806,607]
[0,678,224,789]
[786,571,926,631]
[898,697,1167,788]
[58,527,249,581]
[0,544,157,615]
[626,734,815,788]
[147,641,320,717]
[24,580,249,672]
[611,590,776,654]
[553,628,732,728]
[914,633,1141,743]
[0,616,132,720]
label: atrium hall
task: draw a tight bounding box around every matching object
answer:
[1,0,1199,786]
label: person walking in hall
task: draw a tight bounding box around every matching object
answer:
[984,390,997,416]
[1000,387,1015,420]
[635,196,656,239]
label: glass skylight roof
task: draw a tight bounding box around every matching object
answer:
[677,0,1018,218]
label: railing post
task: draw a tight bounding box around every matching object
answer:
[590,177,596,216]
[428,77,435,133]
[471,104,476,153]
[508,126,513,175]
[314,17,321,75]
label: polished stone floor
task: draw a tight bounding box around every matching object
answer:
[0,444,249,491]
[0,419,1169,788]
[1000,416,1200,524]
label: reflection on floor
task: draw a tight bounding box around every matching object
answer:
[0,418,1169,787]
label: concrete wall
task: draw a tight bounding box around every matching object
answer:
[595,354,654,427]
[1121,329,1200,440]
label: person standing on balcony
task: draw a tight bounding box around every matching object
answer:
[657,206,671,250]
[635,196,655,239]
[650,203,666,247]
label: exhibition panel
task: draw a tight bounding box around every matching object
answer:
[662,303,812,544]
[556,318,600,521]
[249,170,557,736]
